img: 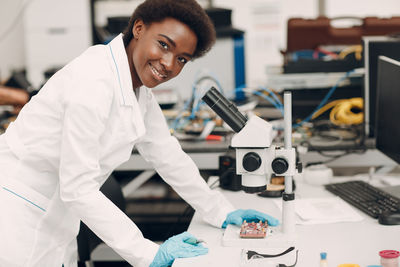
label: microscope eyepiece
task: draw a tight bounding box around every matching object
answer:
[202,87,247,133]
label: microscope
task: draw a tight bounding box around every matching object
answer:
[202,87,301,235]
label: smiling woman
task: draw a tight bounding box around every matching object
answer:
[0,0,278,266]
[125,17,198,89]
[122,0,216,90]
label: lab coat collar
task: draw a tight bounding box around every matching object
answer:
[107,34,135,107]
[108,34,146,138]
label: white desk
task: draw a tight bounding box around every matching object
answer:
[173,181,400,267]
[116,139,231,171]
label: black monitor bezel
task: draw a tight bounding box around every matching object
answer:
[375,56,400,164]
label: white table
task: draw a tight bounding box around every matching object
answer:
[173,180,400,267]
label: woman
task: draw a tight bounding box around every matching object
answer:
[0,0,278,266]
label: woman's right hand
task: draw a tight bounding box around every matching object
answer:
[149,232,208,267]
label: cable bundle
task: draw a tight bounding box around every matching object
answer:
[311,97,363,125]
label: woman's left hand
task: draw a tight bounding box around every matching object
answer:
[222,209,279,228]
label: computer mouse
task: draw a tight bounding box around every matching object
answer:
[378,210,400,225]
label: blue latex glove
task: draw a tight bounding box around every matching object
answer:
[149,232,208,267]
[222,209,279,228]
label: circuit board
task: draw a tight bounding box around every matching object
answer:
[239,220,267,238]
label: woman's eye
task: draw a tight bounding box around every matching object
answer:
[158,40,168,50]
[178,57,188,64]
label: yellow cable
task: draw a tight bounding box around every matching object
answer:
[338,45,363,60]
[312,98,363,125]
[311,99,343,120]
[330,98,363,125]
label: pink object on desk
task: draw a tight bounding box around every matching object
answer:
[380,250,399,267]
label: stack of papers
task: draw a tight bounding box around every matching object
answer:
[274,197,364,225]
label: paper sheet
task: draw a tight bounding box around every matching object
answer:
[273,197,364,225]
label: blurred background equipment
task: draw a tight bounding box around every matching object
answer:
[23,0,92,88]
[286,16,400,73]
[362,36,400,138]
[324,56,400,223]
[218,150,242,192]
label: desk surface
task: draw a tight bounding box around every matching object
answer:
[173,181,400,267]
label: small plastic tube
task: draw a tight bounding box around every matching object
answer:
[380,250,400,267]
[320,252,328,267]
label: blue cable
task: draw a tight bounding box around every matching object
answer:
[257,86,283,109]
[188,84,198,120]
[234,87,284,115]
[291,50,312,61]
[232,70,355,129]
[189,75,224,120]
[173,68,355,131]
[252,91,284,115]
[191,98,204,119]
[293,69,355,128]
[173,75,224,130]
[171,98,192,130]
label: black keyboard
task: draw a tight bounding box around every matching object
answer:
[325,180,400,218]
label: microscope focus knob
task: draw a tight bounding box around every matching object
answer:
[271,157,288,174]
[242,152,262,172]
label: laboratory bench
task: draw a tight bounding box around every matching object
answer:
[90,136,397,266]
[172,179,400,267]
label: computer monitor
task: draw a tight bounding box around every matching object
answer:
[363,36,400,138]
[375,56,400,164]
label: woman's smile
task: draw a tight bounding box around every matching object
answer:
[148,62,167,81]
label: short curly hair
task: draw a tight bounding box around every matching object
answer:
[122,0,216,59]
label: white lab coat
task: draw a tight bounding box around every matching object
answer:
[0,34,234,267]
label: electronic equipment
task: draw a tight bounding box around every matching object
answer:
[325,180,400,219]
[379,210,400,225]
[239,221,267,238]
[202,86,301,235]
[362,36,400,138]
[285,17,400,74]
[326,56,400,224]
[202,87,299,193]
[218,153,297,196]
[288,17,400,53]
[218,152,242,191]
[375,56,400,164]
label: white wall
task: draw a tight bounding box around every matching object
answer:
[1,0,400,87]
[23,0,92,87]
[326,0,400,18]
[0,0,25,82]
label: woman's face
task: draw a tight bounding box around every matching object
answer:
[127,17,198,89]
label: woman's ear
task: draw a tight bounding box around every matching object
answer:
[132,19,145,40]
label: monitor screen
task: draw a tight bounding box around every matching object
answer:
[375,56,400,164]
[363,37,400,138]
